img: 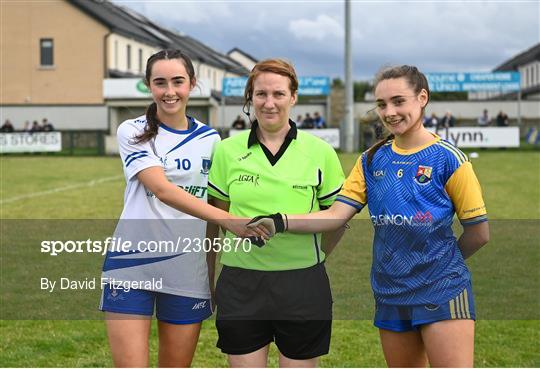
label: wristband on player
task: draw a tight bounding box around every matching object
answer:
[247,213,286,234]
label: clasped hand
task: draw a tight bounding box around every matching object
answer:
[223,213,285,247]
[246,213,286,246]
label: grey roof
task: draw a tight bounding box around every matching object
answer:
[108,69,144,78]
[154,27,249,74]
[68,0,248,75]
[227,47,259,64]
[494,43,540,71]
[69,0,165,46]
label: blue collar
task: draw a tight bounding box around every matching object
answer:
[159,116,197,134]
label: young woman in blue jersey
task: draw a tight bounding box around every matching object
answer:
[101,49,266,367]
[249,65,490,367]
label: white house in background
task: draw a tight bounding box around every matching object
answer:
[227,48,259,72]
[469,43,540,100]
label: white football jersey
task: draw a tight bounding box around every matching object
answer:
[102,115,220,299]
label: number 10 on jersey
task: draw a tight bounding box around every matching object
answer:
[175,158,191,170]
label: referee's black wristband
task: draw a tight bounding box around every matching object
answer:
[271,213,286,233]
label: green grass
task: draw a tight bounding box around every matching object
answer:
[1,152,539,367]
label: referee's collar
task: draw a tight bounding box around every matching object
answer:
[247,119,298,148]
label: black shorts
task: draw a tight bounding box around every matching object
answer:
[215,263,332,360]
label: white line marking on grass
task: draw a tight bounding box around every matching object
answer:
[0,175,124,205]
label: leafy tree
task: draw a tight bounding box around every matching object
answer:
[354,81,372,102]
[429,91,468,100]
[332,78,344,88]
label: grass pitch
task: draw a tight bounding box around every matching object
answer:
[1,151,539,367]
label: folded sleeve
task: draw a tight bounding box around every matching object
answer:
[445,161,487,225]
[316,144,345,207]
[335,155,367,212]
[117,122,162,181]
[207,141,230,201]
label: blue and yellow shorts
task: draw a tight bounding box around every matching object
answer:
[374,283,475,332]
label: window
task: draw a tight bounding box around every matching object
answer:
[127,44,131,70]
[139,48,143,73]
[40,38,53,66]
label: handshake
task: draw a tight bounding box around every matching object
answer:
[245,213,287,247]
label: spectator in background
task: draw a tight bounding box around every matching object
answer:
[496,111,509,126]
[314,111,327,129]
[231,115,246,130]
[42,118,55,131]
[296,114,303,125]
[30,120,42,132]
[477,109,491,126]
[424,113,438,128]
[1,119,15,132]
[302,112,315,128]
[23,120,31,132]
[439,111,456,128]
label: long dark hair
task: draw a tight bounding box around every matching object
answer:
[133,49,196,144]
[366,65,430,166]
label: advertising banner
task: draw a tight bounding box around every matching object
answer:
[425,72,520,92]
[1,132,62,153]
[230,128,340,148]
[428,127,520,147]
[223,76,330,97]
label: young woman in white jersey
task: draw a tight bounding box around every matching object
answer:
[100,49,267,367]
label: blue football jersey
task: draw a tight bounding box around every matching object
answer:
[337,135,487,305]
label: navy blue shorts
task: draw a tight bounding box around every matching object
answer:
[99,285,212,324]
[374,283,475,332]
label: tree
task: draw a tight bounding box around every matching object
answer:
[332,78,344,88]
[354,81,372,102]
[429,91,468,101]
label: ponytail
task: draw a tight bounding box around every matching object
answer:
[133,102,159,144]
[366,134,394,167]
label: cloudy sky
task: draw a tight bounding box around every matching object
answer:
[115,1,539,80]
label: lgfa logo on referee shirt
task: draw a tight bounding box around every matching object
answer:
[237,173,259,186]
